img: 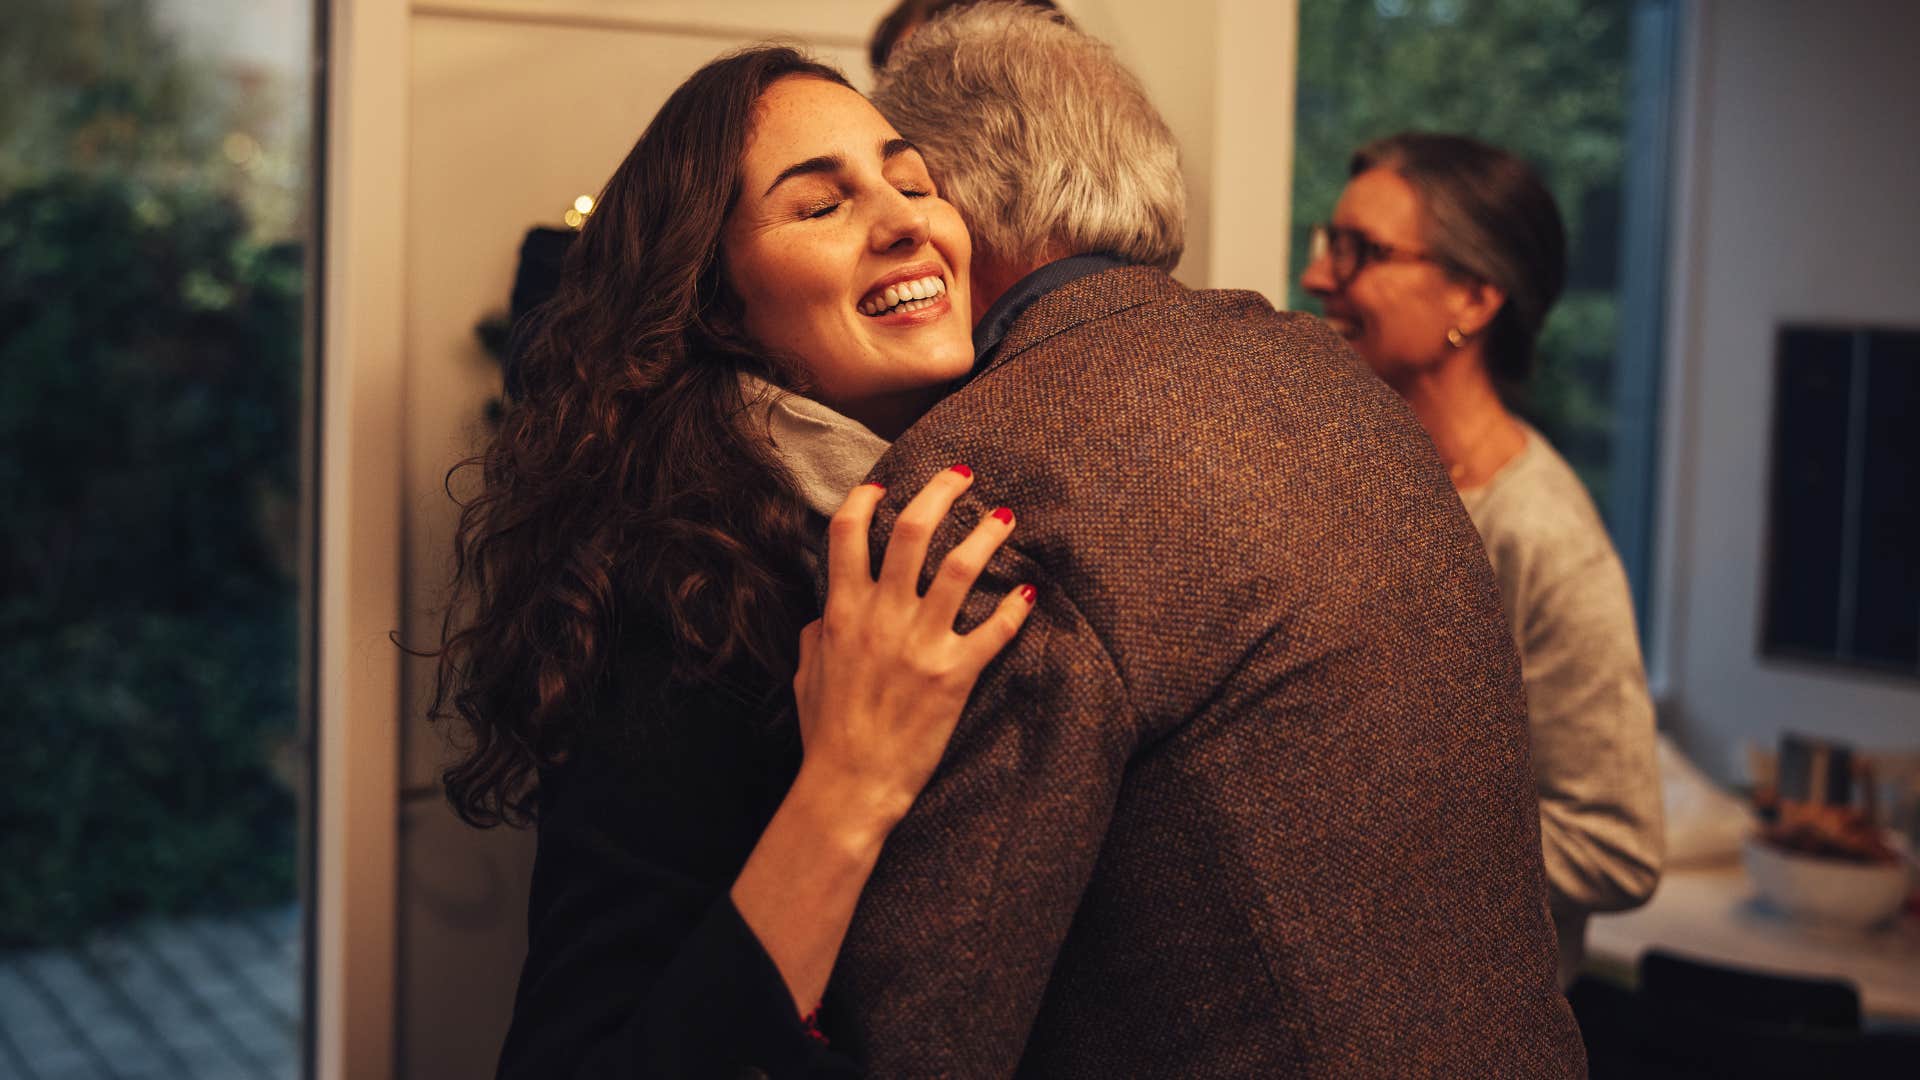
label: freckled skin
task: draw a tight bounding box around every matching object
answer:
[723,76,975,439]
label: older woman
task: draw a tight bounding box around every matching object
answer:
[432,48,1040,1077]
[1302,131,1664,984]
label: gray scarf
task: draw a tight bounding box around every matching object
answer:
[737,373,891,519]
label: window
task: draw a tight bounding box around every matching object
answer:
[1290,0,1680,640]
[1763,325,1920,679]
[0,1,316,1075]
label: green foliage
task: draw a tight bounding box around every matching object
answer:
[1,0,212,189]
[3,612,298,943]
[0,1,304,945]
[0,171,302,945]
[1292,0,1633,508]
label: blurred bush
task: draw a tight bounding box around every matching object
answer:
[1,0,305,943]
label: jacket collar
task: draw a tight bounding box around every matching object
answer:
[971,253,1129,362]
[972,261,1187,380]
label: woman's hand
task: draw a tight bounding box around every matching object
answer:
[733,465,1033,1016]
[793,464,1035,841]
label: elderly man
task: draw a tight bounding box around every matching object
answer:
[823,7,1588,1077]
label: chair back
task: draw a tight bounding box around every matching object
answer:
[1639,949,1861,1030]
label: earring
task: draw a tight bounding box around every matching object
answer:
[1446,327,1467,349]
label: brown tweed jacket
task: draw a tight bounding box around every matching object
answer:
[834,266,1585,1078]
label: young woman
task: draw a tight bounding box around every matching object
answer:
[1301,132,1663,985]
[431,48,1037,1077]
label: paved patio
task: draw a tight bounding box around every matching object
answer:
[0,907,298,1080]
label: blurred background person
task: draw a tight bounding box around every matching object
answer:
[1301,131,1663,986]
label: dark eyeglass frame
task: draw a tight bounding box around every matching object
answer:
[1308,223,1461,290]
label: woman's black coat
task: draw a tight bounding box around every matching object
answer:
[493,629,863,1079]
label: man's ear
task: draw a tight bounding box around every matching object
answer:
[1452,278,1508,339]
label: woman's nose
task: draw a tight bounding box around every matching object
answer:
[1300,251,1337,299]
[870,190,930,253]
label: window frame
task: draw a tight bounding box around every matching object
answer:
[314,0,409,1077]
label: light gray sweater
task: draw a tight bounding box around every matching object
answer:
[1459,424,1664,985]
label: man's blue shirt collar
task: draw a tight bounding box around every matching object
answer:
[970,252,1130,365]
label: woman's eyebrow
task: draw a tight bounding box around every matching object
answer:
[764,154,843,197]
[763,139,922,197]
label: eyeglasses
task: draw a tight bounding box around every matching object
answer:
[1308,223,1454,289]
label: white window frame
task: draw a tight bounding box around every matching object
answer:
[316,1,408,1077]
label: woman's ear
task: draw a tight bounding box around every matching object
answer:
[1450,278,1508,339]
[698,255,748,341]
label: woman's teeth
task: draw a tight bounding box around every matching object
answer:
[859,274,946,317]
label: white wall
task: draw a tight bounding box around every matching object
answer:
[1658,0,1920,781]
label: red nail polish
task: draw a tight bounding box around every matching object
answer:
[950,463,972,478]
[867,482,886,492]
[991,507,1013,525]
[1019,584,1036,604]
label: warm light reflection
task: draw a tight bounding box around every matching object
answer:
[222,131,260,167]
[573,194,595,214]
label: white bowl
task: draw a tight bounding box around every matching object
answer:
[1742,835,1911,930]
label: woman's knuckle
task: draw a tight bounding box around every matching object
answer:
[939,553,980,584]
[821,602,855,634]
[906,650,946,680]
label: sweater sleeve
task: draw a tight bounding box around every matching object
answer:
[495,723,863,1080]
[1518,550,1665,916]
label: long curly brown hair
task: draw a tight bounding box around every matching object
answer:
[430,48,853,828]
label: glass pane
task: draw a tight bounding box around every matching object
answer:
[1290,0,1651,558]
[1,1,313,1076]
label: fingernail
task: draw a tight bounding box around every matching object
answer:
[1019,584,1036,604]
[950,463,972,478]
[866,482,886,492]
[990,507,1013,525]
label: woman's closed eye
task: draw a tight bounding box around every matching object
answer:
[798,185,930,220]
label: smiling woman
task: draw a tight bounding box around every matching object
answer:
[722,76,974,439]
[425,46,1035,1078]
[1300,133,1662,986]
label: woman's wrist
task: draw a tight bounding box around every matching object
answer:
[784,760,908,861]
[733,762,898,1015]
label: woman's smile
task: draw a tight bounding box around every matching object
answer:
[1317,303,1362,341]
[858,265,949,319]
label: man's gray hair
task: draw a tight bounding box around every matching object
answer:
[872,3,1185,272]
